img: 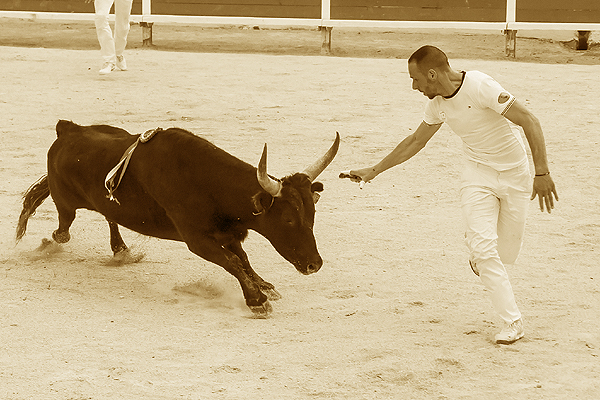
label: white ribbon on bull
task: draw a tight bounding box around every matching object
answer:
[256,132,340,201]
[104,128,160,204]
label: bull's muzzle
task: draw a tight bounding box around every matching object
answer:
[297,256,323,275]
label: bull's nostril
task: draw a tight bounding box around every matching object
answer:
[307,262,322,274]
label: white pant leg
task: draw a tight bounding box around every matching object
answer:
[94,0,116,63]
[497,162,531,265]
[114,0,133,57]
[461,162,528,324]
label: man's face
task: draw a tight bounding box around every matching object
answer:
[408,61,437,99]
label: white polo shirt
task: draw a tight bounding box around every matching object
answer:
[423,70,527,171]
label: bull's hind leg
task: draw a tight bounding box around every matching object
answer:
[52,207,74,244]
[225,241,282,301]
[107,220,128,255]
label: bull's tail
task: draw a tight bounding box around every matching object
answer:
[16,175,51,243]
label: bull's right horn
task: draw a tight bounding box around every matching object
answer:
[302,132,341,182]
[257,144,282,197]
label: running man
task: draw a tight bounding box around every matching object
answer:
[342,45,558,344]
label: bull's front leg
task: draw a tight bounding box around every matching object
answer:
[223,253,272,318]
[225,241,282,301]
[185,239,271,317]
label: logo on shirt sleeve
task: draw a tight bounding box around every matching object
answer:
[498,92,511,104]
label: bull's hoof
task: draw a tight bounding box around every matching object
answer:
[112,243,129,255]
[258,281,282,301]
[249,300,273,319]
[109,248,145,266]
[52,230,70,244]
[262,287,282,301]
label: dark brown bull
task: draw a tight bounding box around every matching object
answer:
[16,120,340,317]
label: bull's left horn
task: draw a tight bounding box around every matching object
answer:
[257,144,282,197]
[302,132,341,182]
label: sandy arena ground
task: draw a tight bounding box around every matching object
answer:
[1,22,599,399]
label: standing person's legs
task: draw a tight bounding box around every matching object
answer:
[94,0,117,64]
[114,0,133,58]
[461,162,521,325]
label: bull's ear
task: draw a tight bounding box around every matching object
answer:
[311,182,324,204]
[311,182,324,193]
[252,192,274,215]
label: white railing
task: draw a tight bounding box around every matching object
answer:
[1,0,599,56]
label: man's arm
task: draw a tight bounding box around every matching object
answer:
[347,121,442,183]
[504,99,559,213]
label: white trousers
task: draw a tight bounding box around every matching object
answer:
[94,0,133,63]
[460,161,531,324]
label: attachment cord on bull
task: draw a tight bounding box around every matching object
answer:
[104,128,161,204]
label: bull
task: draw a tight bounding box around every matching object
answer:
[16,120,340,317]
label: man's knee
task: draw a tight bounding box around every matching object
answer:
[95,14,110,28]
[467,235,499,266]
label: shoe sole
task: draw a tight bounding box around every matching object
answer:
[469,260,479,276]
[496,332,524,344]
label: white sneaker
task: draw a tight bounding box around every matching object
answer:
[99,62,115,75]
[116,55,127,71]
[495,319,524,344]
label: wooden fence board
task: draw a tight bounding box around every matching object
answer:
[150,1,320,18]
[0,0,143,14]
[331,6,506,22]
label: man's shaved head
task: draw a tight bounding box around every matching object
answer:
[408,45,450,74]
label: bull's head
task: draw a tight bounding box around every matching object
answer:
[252,133,340,275]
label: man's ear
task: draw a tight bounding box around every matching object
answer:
[252,192,274,215]
[428,68,437,81]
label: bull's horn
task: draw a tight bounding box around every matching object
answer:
[302,132,341,182]
[257,144,282,197]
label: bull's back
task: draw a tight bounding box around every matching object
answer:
[47,121,180,240]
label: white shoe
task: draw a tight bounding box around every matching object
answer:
[99,62,115,75]
[116,55,127,71]
[495,319,524,344]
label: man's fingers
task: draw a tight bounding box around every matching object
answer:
[339,171,361,181]
[545,196,553,213]
[340,171,365,185]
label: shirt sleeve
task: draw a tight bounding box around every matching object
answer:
[477,74,516,115]
[423,99,443,125]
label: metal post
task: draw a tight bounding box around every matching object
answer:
[320,26,332,55]
[504,29,516,58]
[141,0,152,46]
[577,31,591,50]
[141,22,153,46]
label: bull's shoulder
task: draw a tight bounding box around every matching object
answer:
[157,128,223,152]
